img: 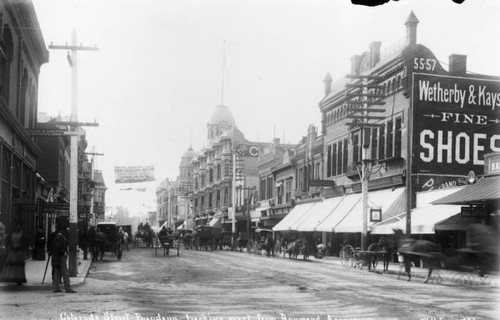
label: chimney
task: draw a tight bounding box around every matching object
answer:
[350,55,362,75]
[405,11,419,45]
[323,73,332,96]
[369,41,382,67]
[449,54,467,75]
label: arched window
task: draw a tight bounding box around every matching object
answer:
[0,26,14,102]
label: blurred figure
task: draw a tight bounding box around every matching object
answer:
[0,220,29,285]
[33,226,46,261]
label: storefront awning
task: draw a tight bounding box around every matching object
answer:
[434,213,479,231]
[314,193,362,232]
[371,205,461,234]
[371,187,465,234]
[208,217,222,228]
[335,187,406,233]
[273,201,317,231]
[432,176,500,205]
[293,196,344,232]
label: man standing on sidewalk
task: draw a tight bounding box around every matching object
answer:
[51,226,76,293]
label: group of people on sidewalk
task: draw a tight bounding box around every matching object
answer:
[0,220,76,293]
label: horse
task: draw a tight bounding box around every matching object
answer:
[365,237,393,272]
[263,237,275,257]
[286,240,301,260]
[390,229,443,282]
[89,228,108,261]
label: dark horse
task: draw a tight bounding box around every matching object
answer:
[391,229,443,282]
[89,227,108,261]
[366,236,393,273]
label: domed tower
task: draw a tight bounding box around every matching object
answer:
[207,105,236,147]
[179,146,196,190]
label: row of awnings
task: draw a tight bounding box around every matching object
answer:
[273,186,469,234]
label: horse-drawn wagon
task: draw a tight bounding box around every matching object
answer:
[91,222,126,261]
[246,228,275,257]
[220,231,237,250]
[157,227,180,256]
[193,225,217,251]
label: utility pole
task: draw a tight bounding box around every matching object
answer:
[49,30,98,277]
[345,74,385,250]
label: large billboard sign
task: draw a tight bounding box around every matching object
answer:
[413,73,500,176]
[114,165,156,183]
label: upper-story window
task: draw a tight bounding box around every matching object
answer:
[216,164,221,179]
[209,169,213,183]
[395,117,402,157]
[0,26,14,103]
[285,179,292,203]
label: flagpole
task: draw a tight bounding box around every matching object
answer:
[231,127,236,238]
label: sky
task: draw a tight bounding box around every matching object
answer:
[31,0,500,217]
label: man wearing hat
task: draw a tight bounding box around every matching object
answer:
[51,224,76,293]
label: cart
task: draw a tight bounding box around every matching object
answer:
[96,222,125,260]
[220,231,237,250]
[193,226,216,251]
[247,228,275,256]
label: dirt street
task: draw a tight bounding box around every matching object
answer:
[1,247,499,320]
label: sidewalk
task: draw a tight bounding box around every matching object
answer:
[0,250,92,289]
[314,255,500,287]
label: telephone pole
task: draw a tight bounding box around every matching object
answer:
[345,74,385,250]
[49,30,98,276]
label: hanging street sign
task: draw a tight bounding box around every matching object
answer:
[26,129,66,137]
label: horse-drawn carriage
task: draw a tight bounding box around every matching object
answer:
[157,227,180,256]
[284,238,312,261]
[192,226,218,251]
[246,228,275,257]
[220,231,237,250]
[91,222,126,261]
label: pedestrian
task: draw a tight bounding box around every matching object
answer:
[0,220,29,285]
[51,225,76,293]
[33,226,46,260]
[79,226,89,260]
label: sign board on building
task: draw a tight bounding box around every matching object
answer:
[370,208,382,222]
[309,180,335,187]
[352,174,403,193]
[26,129,66,136]
[484,153,500,175]
[413,73,500,176]
[114,165,155,183]
[461,206,487,218]
[235,144,260,157]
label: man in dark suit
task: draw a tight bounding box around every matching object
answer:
[51,226,76,293]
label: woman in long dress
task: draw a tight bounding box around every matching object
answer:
[0,221,29,285]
